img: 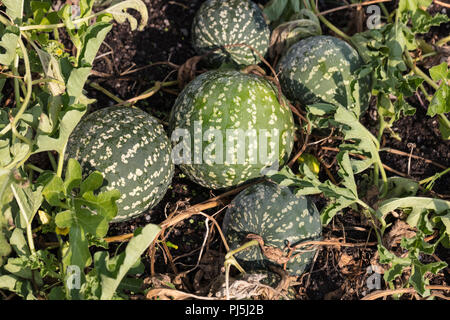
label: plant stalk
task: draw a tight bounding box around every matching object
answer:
[56,145,67,178]
[436,35,450,47]
[404,52,439,91]
[309,0,351,41]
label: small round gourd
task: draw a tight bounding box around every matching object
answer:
[169,70,295,190]
[191,0,270,66]
[66,106,174,222]
[222,181,322,276]
[277,35,371,116]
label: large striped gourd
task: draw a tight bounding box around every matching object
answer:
[66,106,174,222]
[169,70,295,190]
[277,35,371,116]
[222,181,322,276]
[192,0,270,66]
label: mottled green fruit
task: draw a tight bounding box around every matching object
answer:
[222,181,322,276]
[192,0,270,66]
[66,106,174,222]
[277,35,371,116]
[169,70,295,190]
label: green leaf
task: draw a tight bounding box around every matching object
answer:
[438,116,450,140]
[4,257,33,279]
[268,151,361,226]
[0,168,13,210]
[75,208,110,238]
[9,143,30,168]
[77,189,120,222]
[264,0,288,22]
[0,28,20,66]
[37,113,53,134]
[64,158,82,195]
[409,258,447,296]
[427,85,449,117]
[0,217,12,266]
[429,62,448,82]
[336,152,358,198]
[10,183,43,230]
[103,0,148,31]
[35,104,87,154]
[376,197,450,230]
[385,176,419,198]
[3,0,24,23]
[80,171,103,195]
[34,47,66,96]
[0,274,37,300]
[78,22,113,66]
[48,286,66,300]
[55,210,74,229]
[321,197,355,226]
[9,228,29,256]
[319,104,382,172]
[378,244,410,283]
[66,66,92,102]
[96,223,160,300]
[398,0,432,15]
[0,140,12,167]
[411,10,449,34]
[41,174,66,207]
[62,224,91,270]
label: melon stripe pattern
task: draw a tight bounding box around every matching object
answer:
[222,181,322,276]
[192,0,270,66]
[66,106,174,222]
[169,70,295,190]
[277,35,371,116]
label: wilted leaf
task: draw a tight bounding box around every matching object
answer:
[103,0,148,31]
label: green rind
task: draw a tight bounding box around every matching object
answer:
[66,106,174,222]
[192,0,270,66]
[277,35,371,116]
[222,181,322,276]
[169,70,295,190]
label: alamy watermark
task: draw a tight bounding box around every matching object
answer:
[366,5,382,29]
[363,265,383,296]
[66,265,81,290]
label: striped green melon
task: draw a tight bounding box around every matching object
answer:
[222,181,321,276]
[66,106,174,222]
[192,0,270,66]
[276,35,371,116]
[169,70,295,189]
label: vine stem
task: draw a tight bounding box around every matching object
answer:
[436,35,450,47]
[10,36,33,145]
[56,145,67,178]
[25,163,44,174]
[404,52,439,91]
[18,8,104,31]
[356,199,384,240]
[224,240,259,300]
[362,285,450,300]
[10,185,37,256]
[317,0,392,16]
[310,0,351,41]
[419,167,450,185]
[88,82,125,104]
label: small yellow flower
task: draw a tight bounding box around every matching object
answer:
[55,226,70,236]
[297,153,320,176]
[55,48,64,56]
